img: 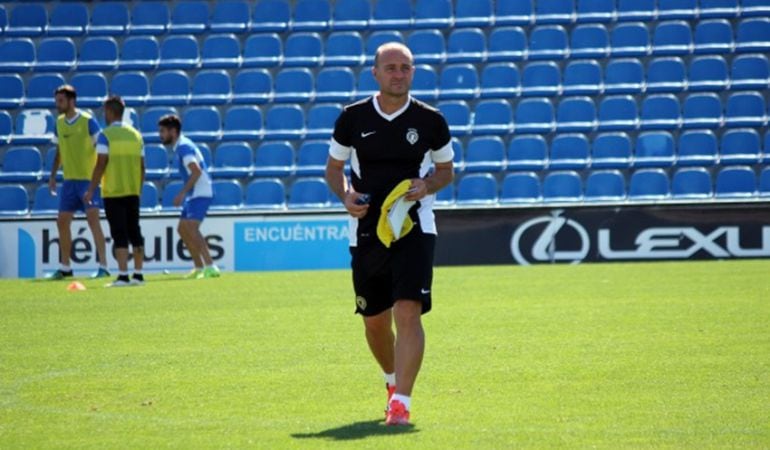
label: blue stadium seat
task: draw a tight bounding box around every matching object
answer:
[130,2,169,35]
[35,38,76,72]
[325,32,364,66]
[170,1,210,34]
[571,24,610,58]
[249,0,289,33]
[576,0,614,23]
[364,31,404,64]
[264,105,305,140]
[307,104,342,139]
[455,0,493,28]
[140,106,176,143]
[0,146,42,182]
[370,0,412,30]
[411,65,439,101]
[439,64,478,100]
[640,94,681,130]
[6,4,46,37]
[731,54,770,90]
[725,92,767,127]
[721,129,761,165]
[253,141,295,177]
[89,2,129,36]
[473,100,513,135]
[161,181,184,210]
[715,166,756,198]
[562,60,602,96]
[535,0,575,24]
[435,183,455,205]
[446,28,486,63]
[694,19,733,54]
[456,173,498,204]
[688,55,728,91]
[464,136,505,172]
[296,141,330,176]
[143,145,169,180]
[736,18,770,52]
[591,132,632,169]
[408,30,446,64]
[242,34,282,68]
[678,129,718,166]
[682,93,722,129]
[289,177,330,208]
[450,137,465,172]
[759,167,770,197]
[0,6,6,35]
[332,0,370,31]
[190,70,231,105]
[24,74,64,108]
[283,32,323,67]
[507,135,547,171]
[183,107,222,142]
[598,96,638,131]
[743,0,770,16]
[515,98,555,133]
[274,68,314,103]
[585,170,626,201]
[32,184,61,215]
[646,57,686,93]
[70,73,107,107]
[0,185,29,216]
[211,180,244,209]
[293,0,331,31]
[245,178,286,209]
[222,106,263,141]
[140,182,159,212]
[480,63,520,98]
[438,100,471,136]
[556,97,597,132]
[494,0,532,25]
[603,58,643,94]
[652,21,693,55]
[617,0,656,21]
[49,3,88,37]
[147,71,189,106]
[699,0,739,18]
[414,0,452,29]
[0,74,23,108]
[521,62,561,96]
[13,110,54,144]
[634,131,676,167]
[119,36,160,70]
[159,35,199,69]
[500,172,541,203]
[0,112,11,145]
[210,1,250,33]
[111,72,149,106]
[657,0,697,19]
[487,27,526,62]
[543,171,583,202]
[0,39,35,72]
[201,34,241,69]
[610,23,650,57]
[210,142,253,178]
[628,169,670,200]
[550,134,590,170]
[315,67,355,102]
[79,37,118,71]
[356,68,379,99]
[528,25,568,60]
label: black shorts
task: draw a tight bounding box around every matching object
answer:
[350,227,436,317]
[103,195,144,249]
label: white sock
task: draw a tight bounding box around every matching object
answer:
[60,265,71,272]
[384,372,396,387]
[391,393,411,410]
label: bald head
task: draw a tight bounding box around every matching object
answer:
[374,42,414,68]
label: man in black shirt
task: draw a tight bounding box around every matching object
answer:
[325,42,454,426]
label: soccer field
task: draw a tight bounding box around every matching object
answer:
[1,260,768,449]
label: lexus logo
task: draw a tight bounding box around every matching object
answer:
[510,211,590,265]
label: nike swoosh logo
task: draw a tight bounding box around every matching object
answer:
[361,131,376,138]
[421,289,431,295]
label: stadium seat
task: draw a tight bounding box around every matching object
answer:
[210,142,253,178]
[495,0,533,25]
[147,71,189,106]
[743,0,770,16]
[356,69,379,99]
[49,3,88,36]
[408,29,446,64]
[721,129,761,165]
[242,34,282,68]
[646,57,686,93]
[119,36,160,70]
[364,31,404,64]
[610,23,650,57]
[480,63,520,99]
[264,105,305,140]
[201,34,241,69]
[293,0,331,31]
[159,35,200,70]
[571,24,610,59]
[89,2,129,36]
[725,92,767,127]
[688,56,728,91]
[332,0,370,31]
[598,96,638,131]
[455,0,492,28]
[694,19,733,54]
[585,170,626,201]
[487,27,526,62]
[535,0,575,24]
[464,136,505,172]
[715,166,756,198]
[628,169,670,200]
[446,28,486,63]
[143,145,170,180]
[617,0,656,21]
[438,101,471,136]
[296,141,330,176]
[289,177,330,208]
[245,178,286,209]
[543,171,583,202]
[699,0,739,18]
[591,132,632,169]
[70,73,107,108]
[35,38,76,72]
[13,110,54,144]
[178,108,220,143]
[473,100,513,135]
[140,106,176,143]
[682,93,722,129]
[0,39,35,72]
[273,68,314,103]
[253,141,295,177]
[78,37,118,71]
[640,94,681,130]
[438,64,478,100]
[411,65,439,101]
[210,1,250,33]
[0,6,5,35]
[189,70,231,105]
[169,1,210,34]
[0,112,11,146]
[634,131,676,167]
[507,135,548,170]
[550,133,590,170]
[211,180,244,209]
[0,74,23,108]
[32,184,61,215]
[24,74,64,108]
[759,167,770,197]
[678,130,718,166]
[0,184,29,216]
[652,21,693,55]
[603,58,643,94]
[140,182,159,212]
[315,67,355,102]
[250,0,289,33]
[160,181,184,210]
[521,62,561,97]
[130,2,169,35]
[370,0,412,30]
[736,18,770,52]
[658,0,697,19]
[500,172,541,203]
[576,0,614,23]
[0,146,42,182]
[731,54,770,90]
[515,98,555,133]
[222,106,263,141]
[325,32,365,66]
[283,33,323,67]
[451,137,466,172]
[562,60,602,96]
[306,104,342,139]
[6,4,46,37]
[456,173,498,204]
[528,26,568,60]
[556,97,597,132]
[414,0,452,29]
[434,183,454,205]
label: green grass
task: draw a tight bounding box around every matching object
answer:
[1,260,768,449]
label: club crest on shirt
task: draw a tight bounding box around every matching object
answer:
[356,296,367,310]
[406,128,419,145]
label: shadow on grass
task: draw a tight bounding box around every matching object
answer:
[291,418,419,441]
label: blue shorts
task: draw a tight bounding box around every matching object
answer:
[181,196,212,222]
[59,180,101,213]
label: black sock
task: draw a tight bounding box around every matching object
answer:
[132,273,144,282]
[117,274,130,282]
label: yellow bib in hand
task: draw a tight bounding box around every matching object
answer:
[377,180,415,248]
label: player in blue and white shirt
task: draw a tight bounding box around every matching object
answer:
[158,114,220,279]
